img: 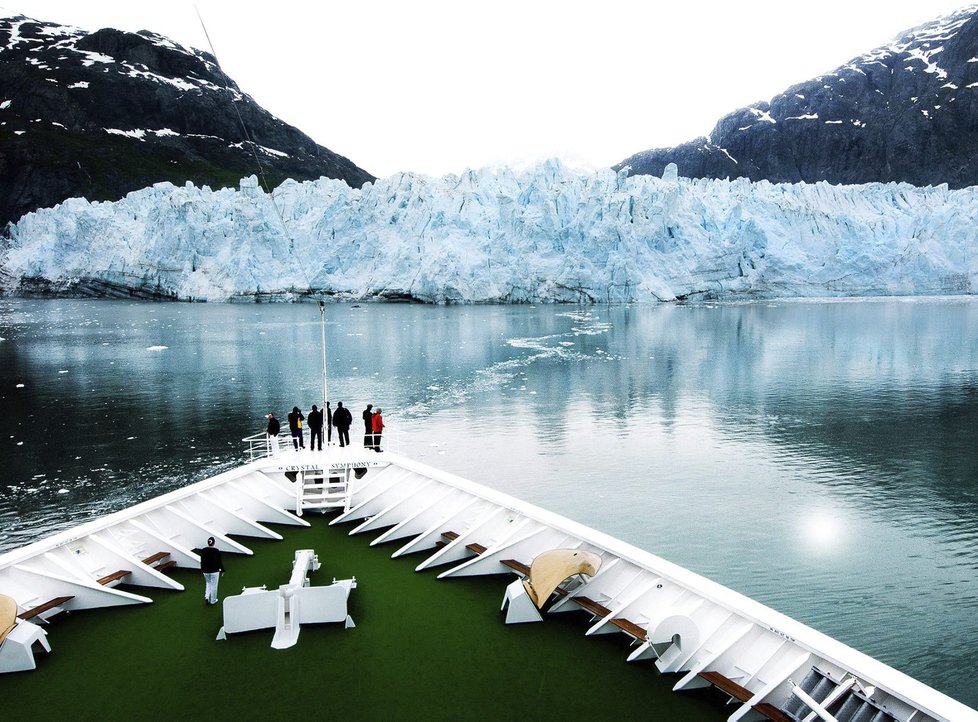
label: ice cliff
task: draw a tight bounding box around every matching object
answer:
[2,160,976,303]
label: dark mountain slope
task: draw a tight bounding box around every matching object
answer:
[615,7,978,187]
[0,14,375,228]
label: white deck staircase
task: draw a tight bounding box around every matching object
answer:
[295,468,351,516]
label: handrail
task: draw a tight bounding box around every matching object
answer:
[242,426,403,461]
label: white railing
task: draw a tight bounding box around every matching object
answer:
[243,432,273,461]
[242,427,404,461]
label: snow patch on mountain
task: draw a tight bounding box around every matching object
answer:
[3,161,977,303]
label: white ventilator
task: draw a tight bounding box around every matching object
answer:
[216,549,356,648]
[0,594,52,673]
[502,549,602,624]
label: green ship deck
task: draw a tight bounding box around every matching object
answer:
[3,512,725,721]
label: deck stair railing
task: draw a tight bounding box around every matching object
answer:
[295,468,350,517]
[781,668,892,722]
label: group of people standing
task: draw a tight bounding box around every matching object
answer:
[265,402,384,453]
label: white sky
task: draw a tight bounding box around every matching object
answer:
[7,1,975,178]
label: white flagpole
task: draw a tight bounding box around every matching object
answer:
[320,301,328,413]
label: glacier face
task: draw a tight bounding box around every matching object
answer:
[3,160,977,303]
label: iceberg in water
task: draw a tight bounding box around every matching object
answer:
[2,159,976,303]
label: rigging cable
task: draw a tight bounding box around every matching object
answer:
[194,6,317,294]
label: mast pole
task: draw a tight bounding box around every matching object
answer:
[320,301,329,413]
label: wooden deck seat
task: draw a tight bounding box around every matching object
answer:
[141,551,170,565]
[155,560,177,573]
[609,617,647,641]
[438,531,485,555]
[571,595,611,618]
[17,596,74,621]
[698,671,792,722]
[500,559,531,576]
[97,570,132,585]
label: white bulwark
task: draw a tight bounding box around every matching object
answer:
[1,442,976,722]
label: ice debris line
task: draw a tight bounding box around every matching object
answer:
[3,160,976,303]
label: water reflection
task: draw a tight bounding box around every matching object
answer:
[1,298,977,707]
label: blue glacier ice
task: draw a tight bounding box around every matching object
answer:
[2,160,976,302]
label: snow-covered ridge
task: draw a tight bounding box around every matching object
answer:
[3,160,976,303]
[1,14,231,98]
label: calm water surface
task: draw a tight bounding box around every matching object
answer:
[1,298,976,708]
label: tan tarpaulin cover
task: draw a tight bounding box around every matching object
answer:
[0,594,17,644]
[523,549,602,608]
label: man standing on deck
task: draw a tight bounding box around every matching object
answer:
[362,404,373,448]
[308,404,324,451]
[326,401,333,445]
[199,537,224,605]
[333,401,352,447]
[288,406,305,450]
[266,413,280,455]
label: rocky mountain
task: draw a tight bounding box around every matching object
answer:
[0,13,374,229]
[616,7,978,188]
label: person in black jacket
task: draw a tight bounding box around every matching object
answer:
[308,404,324,451]
[333,401,352,447]
[287,406,305,450]
[199,537,225,605]
[326,401,333,445]
[362,404,373,448]
[266,412,280,455]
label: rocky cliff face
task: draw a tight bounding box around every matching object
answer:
[616,8,978,188]
[0,14,375,229]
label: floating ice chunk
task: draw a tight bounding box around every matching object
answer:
[15,383,24,388]
[146,345,168,351]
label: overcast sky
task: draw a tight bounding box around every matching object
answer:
[7,1,975,178]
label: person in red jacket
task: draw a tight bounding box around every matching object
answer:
[372,408,384,452]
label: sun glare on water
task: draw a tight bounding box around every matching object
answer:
[800,510,848,553]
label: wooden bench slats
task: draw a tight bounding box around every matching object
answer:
[572,595,611,618]
[97,569,132,585]
[500,559,530,575]
[609,617,647,640]
[754,703,793,722]
[699,671,792,722]
[155,560,177,573]
[440,531,486,555]
[699,671,752,702]
[141,551,170,565]
[17,595,74,620]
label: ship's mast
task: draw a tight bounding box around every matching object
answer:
[320,301,329,413]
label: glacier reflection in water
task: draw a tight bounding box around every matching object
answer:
[1,298,976,707]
